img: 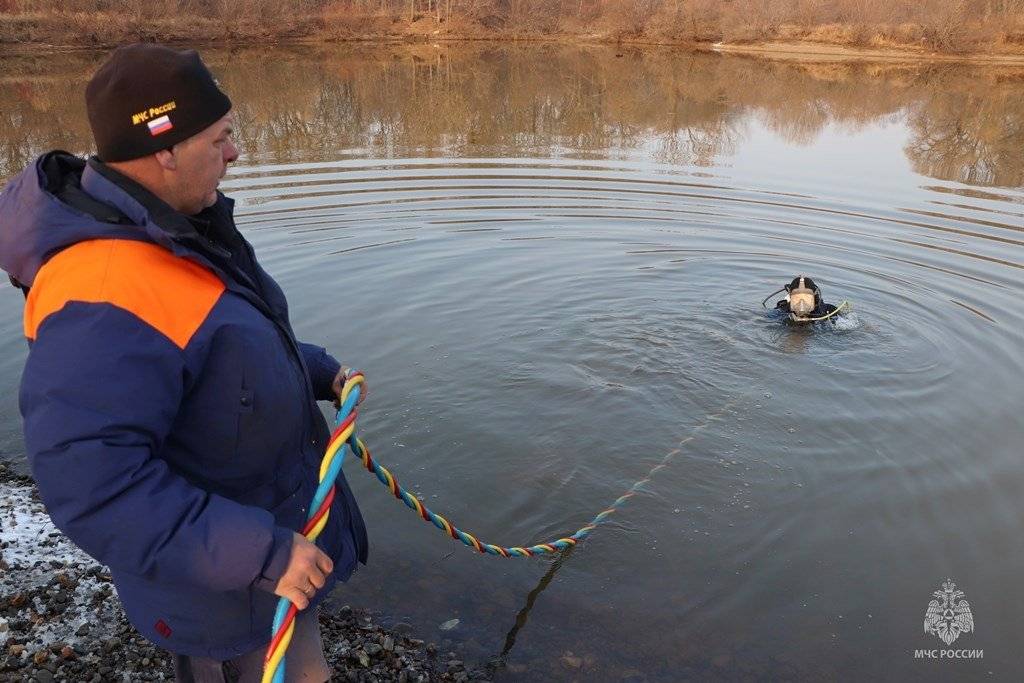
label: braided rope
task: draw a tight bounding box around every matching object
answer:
[352,396,734,557]
[264,370,734,679]
[355,438,649,556]
[262,373,364,683]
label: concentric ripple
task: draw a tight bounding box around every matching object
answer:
[226,156,1024,385]
[220,151,1024,679]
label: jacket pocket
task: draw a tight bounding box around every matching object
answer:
[177,355,247,469]
[238,388,254,414]
[232,386,254,459]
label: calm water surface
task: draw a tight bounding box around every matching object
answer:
[2,45,1023,681]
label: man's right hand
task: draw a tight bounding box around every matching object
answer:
[273,532,334,610]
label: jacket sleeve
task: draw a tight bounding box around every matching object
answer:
[298,341,342,402]
[21,302,292,592]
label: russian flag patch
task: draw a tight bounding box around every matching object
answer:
[147,115,173,136]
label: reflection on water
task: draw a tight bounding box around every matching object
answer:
[2,46,1024,188]
[2,45,1024,682]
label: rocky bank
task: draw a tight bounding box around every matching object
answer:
[1,461,487,682]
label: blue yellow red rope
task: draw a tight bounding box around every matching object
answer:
[264,371,720,680]
[262,373,364,683]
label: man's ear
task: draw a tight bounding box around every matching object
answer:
[154,148,177,171]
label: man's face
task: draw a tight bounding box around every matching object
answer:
[169,112,238,215]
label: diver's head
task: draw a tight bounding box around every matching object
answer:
[785,276,821,320]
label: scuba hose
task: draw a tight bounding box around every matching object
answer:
[801,300,849,322]
[760,287,787,309]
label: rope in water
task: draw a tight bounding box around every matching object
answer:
[354,398,735,556]
[264,371,735,680]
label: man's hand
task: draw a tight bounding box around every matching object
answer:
[332,366,367,408]
[273,532,334,610]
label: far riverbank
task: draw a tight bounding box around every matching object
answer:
[3,4,1024,65]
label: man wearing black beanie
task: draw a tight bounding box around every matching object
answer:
[0,44,369,681]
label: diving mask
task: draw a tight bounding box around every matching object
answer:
[787,277,817,319]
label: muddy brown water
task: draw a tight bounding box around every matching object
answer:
[1,44,1022,681]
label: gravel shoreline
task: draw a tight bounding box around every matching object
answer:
[1,462,487,682]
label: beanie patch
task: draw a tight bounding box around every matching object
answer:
[132,100,177,127]
[147,115,174,136]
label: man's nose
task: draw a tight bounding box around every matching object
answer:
[224,140,239,164]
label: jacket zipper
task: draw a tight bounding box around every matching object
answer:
[173,234,323,446]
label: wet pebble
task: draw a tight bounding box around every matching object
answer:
[560,652,583,670]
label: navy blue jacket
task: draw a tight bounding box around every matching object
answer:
[0,152,368,658]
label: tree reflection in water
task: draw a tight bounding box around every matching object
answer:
[905,71,1024,186]
[1,45,1022,188]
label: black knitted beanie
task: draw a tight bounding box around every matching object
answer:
[85,43,232,162]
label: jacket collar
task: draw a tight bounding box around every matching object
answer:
[80,157,237,257]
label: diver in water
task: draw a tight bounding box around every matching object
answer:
[763,276,846,323]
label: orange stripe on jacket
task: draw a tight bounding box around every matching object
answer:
[25,239,225,349]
